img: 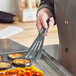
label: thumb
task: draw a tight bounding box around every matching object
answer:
[40,17,48,28]
[46,17,54,35]
[48,17,54,32]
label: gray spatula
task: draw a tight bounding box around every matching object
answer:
[21,18,50,60]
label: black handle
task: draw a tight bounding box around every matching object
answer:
[39,18,50,35]
[46,18,50,27]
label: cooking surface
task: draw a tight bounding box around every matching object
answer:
[0,22,73,76]
[0,39,58,76]
[0,39,27,54]
[0,21,59,60]
[0,39,72,76]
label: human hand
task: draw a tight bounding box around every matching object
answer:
[36,8,55,35]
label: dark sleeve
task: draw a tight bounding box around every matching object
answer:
[37,0,56,25]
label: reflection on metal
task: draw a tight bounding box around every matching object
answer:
[0,39,73,76]
[40,50,73,76]
[0,39,27,54]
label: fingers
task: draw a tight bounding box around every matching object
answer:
[40,16,47,28]
[46,17,54,35]
[36,8,55,35]
[36,14,48,32]
[36,13,49,33]
[36,17,54,35]
[48,17,54,32]
[36,19,42,32]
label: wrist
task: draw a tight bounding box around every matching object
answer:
[37,8,53,17]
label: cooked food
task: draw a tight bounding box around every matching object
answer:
[12,59,32,67]
[0,65,44,76]
[8,53,24,60]
[0,56,4,62]
[0,62,12,70]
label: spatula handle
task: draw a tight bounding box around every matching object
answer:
[39,18,50,35]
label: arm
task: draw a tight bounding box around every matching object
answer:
[36,0,56,35]
[37,0,56,24]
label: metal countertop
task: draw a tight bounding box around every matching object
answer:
[0,39,73,76]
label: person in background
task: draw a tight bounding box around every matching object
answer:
[36,0,76,76]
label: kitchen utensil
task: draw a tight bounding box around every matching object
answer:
[0,39,72,76]
[20,18,50,60]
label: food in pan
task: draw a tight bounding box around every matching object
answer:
[8,53,24,60]
[0,56,4,61]
[0,62,12,70]
[12,59,32,67]
[0,65,44,76]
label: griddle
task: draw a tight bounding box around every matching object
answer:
[0,39,73,76]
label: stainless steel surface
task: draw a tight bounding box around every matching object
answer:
[0,39,27,54]
[21,27,47,60]
[43,45,59,60]
[39,50,73,76]
[0,39,73,76]
[20,18,49,60]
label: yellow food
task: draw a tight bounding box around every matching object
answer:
[12,59,32,67]
[0,56,3,61]
[0,62,11,70]
[0,65,44,76]
[8,53,24,59]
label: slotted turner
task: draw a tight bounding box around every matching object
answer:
[21,18,50,60]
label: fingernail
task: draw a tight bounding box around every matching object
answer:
[44,23,47,28]
[44,26,47,28]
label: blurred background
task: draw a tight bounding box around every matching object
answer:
[0,0,40,22]
[0,0,59,60]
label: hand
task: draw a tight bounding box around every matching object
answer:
[36,8,55,35]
